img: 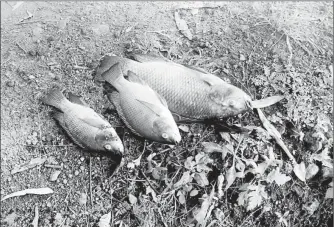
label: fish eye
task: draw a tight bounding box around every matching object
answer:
[104,144,112,150]
[162,133,168,139]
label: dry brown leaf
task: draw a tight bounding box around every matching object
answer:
[194,185,215,226]
[305,163,320,180]
[1,187,54,201]
[98,212,111,227]
[293,162,306,182]
[174,11,193,40]
[50,170,61,182]
[179,125,190,132]
[194,172,209,187]
[128,194,137,205]
[11,157,47,174]
[225,165,237,190]
[190,189,198,197]
[4,212,17,226]
[252,96,285,109]
[152,167,167,180]
[78,192,87,205]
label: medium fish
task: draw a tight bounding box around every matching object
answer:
[41,89,124,162]
[101,62,181,144]
[95,54,283,121]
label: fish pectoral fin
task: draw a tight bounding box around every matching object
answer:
[136,99,161,117]
[127,71,149,86]
[130,54,170,63]
[52,111,86,149]
[68,92,89,107]
[79,114,108,129]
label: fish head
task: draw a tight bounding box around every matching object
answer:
[153,116,182,144]
[95,128,124,157]
[216,85,253,116]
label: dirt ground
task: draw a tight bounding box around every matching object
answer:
[1,1,333,227]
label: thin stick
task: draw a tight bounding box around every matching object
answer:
[16,42,27,53]
[140,169,159,195]
[256,109,296,163]
[286,35,293,66]
[14,20,58,25]
[89,155,93,207]
[31,205,39,227]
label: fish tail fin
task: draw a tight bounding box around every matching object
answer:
[101,63,125,90]
[41,88,68,110]
[94,55,122,82]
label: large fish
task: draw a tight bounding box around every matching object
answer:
[95,54,283,121]
[41,89,124,162]
[101,62,181,144]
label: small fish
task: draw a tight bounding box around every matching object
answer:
[101,63,181,144]
[95,54,284,121]
[41,89,124,162]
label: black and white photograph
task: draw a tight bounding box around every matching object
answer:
[1,1,333,226]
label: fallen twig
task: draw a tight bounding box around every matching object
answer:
[16,42,27,54]
[31,205,39,227]
[89,155,93,207]
[286,35,293,66]
[44,164,62,169]
[2,187,53,201]
[15,20,58,25]
[256,108,296,164]
[140,169,160,195]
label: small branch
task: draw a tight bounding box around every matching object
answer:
[44,164,62,169]
[16,42,27,54]
[14,20,58,25]
[31,205,39,227]
[256,109,296,163]
[140,169,159,195]
[286,35,293,67]
[89,155,93,207]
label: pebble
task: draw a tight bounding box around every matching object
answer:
[63,179,67,184]
[74,170,79,176]
[80,157,85,162]
[68,174,73,178]
[50,170,61,181]
[28,75,36,80]
[80,166,85,171]
[6,81,15,87]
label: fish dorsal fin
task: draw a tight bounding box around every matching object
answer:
[136,99,162,117]
[127,70,149,86]
[130,54,170,63]
[68,92,89,106]
[199,74,224,86]
[181,64,210,74]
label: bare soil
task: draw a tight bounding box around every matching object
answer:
[1,2,333,227]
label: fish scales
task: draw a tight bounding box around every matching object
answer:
[96,56,249,119]
[102,63,181,144]
[41,89,124,156]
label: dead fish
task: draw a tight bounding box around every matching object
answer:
[41,89,124,162]
[95,54,281,121]
[101,62,181,144]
